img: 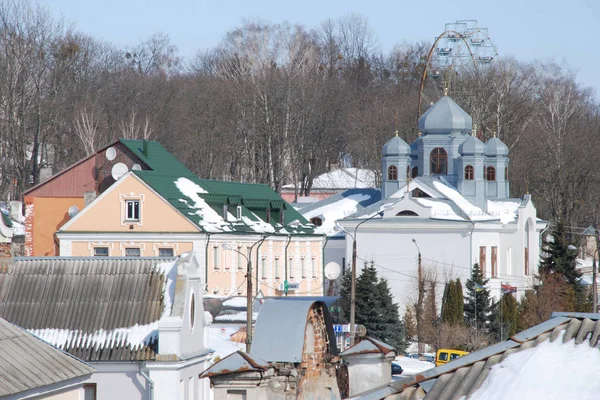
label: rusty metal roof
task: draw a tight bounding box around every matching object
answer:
[251,298,339,363]
[200,351,270,378]
[352,313,600,400]
[0,317,95,397]
[341,337,396,357]
[0,257,173,361]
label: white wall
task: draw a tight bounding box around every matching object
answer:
[86,364,149,400]
[345,354,392,397]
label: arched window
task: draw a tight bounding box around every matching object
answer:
[310,217,323,227]
[486,166,496,181]
[396,210,419,216]
[412,166,418,178]
[430,148,447,174]
[388,165,398,180]
[464,165,474,180]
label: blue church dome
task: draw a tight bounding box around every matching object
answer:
[459,135,486,156]
[485,136,509,156]
[383,135,410,157]
[418,96,473,135]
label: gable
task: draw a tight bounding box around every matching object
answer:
[61,173,200,233]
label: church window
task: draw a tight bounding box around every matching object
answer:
[388,165,398,180]
[411,188,431,198]
[430,148,447,174]
[310,217,323,227]
[464,165,474,180]
[396,210,418,216]
[412,167,418,178]
[486,166,496,181]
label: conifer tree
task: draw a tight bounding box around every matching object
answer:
[539,221,582,285]
[441,279,465,325]
[464,264,496,332]
[491,293,518,341]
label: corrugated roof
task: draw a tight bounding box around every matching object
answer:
[0,317,95,397]
[0,257,173,361]
[251,298,338,363]
[119,139,197,178]
[354,313,600,400]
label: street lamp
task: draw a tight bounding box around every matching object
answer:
[221,219,300,353]
[336,205,391,346]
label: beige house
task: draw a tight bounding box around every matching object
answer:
[54,141,325,297]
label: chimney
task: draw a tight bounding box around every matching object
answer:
[143,140,149,158]
[84,191,97,206]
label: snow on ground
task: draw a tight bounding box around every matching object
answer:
[467,333,600,400]
[394,356,435,375]
[303,194,371,235]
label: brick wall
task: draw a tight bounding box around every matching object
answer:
[24,202,34,256]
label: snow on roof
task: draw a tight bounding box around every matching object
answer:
[487,200,521,224]
[283,168,377,190]
[175,177,234,233]
[467,331,600,400]
[28,259,179,352]
[303,193,372,235]
[206,325,245,363]
[432,181,495,221]
[415,198,466,221]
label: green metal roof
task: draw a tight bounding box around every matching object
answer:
[119,139,197,178]
[1,212,12,228]
[134,170,316,236]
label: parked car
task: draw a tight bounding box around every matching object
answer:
[391,362,403,375]
[435,349,469,366]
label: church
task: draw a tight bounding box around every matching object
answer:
[329,95,547,307]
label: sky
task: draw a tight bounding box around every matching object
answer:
[37,0,600,98]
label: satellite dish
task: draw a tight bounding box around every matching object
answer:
[111,163,129,180]
[105,147,117,161]
[131,163,142,171]
[324,262,341,280]
[357,325,367,337]
[67,205,79,218]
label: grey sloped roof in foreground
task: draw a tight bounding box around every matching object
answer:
[353,313,600,400]
[251,298,338,363]
[0,257,173,361]
[0,317,94,397]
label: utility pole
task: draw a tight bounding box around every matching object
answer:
[413,239,424,354]
[350,237,357,347]
[594,224,599,313]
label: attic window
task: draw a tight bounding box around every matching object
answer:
[125,200,140,221]
[279,210,285,224]
[396,210,418,216]
[266,209,271,223]
[310,217,323,227]
[236,205,242,220]
[411,188,431,198]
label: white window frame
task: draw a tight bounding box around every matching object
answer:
[237,246,244,270]
[274,256,280,279]
[125,200,140,221]
[213,246,220,270]
[311,256,317,279]
[125,247,141,257]
[236,206,242,220]
[261,255,267,279]
[94,247,109,257]
[301,256,306,278]
[158,247,174,257]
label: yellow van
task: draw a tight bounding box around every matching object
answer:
[435,349,469,366]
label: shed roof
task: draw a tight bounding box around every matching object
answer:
[353,312,600,400]
[0,317,94,397]
[0,257,177,361]
[251,298,338,363]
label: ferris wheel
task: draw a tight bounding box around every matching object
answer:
[418,20,499,119]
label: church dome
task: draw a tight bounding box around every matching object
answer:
[383,135,410,157]
[418,96,473,135]
[459,135,486,156]
[485,136,509,156]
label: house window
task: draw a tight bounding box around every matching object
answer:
[396,210,418,216]
[274,257,280,279]
[301,256,306,278]
[310,217,323,227]
[289,255,294,278]
[479,246,486,276]
[84,384,97,400]
[524,247,529,275]
[213,246,220,270]
[237,247,244,270]
[236,205,242,220]
[125,248,141,257]
[430,148,447,174]
[491,246,498,278]
[311,256,317,279]
[388,165,398,180]
[159,248,174,257]
[261,256,267,279]
[486,166,496,181]
[125,200,140,221]
[412,166,418,178]
[94,247,109,257]
[465,165,474,180]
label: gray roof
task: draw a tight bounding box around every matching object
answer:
[200,351,270,378]
[0,317,95,397]
[354,312,600,400]
[383,135,410,157]
[418,96,472,135]
[251,298,338,363]
[485,136,509,156]
[458,135,486,156]
[0,257,174,361]
[341,337,396,357]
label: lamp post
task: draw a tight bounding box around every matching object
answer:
[337,206,390,347]
[412,238,423,353]
[222,219,300,353]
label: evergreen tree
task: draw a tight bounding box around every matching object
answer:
[441,279,464,325]
[340,262,406,351]
[464,264,496,332]
[491,293,518,341]
[403,306,417,340]
[539,221,582,285]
